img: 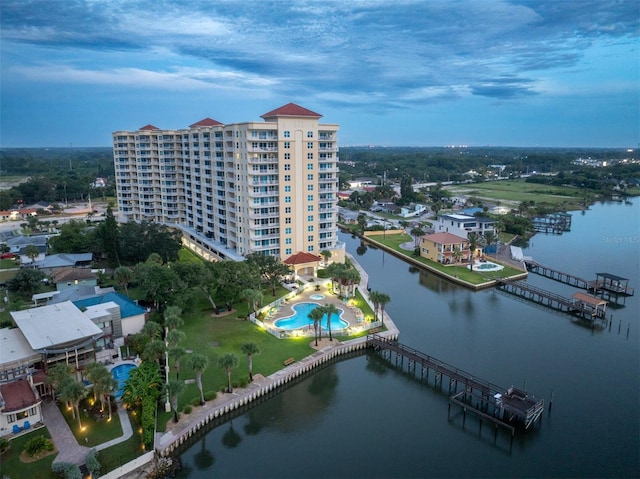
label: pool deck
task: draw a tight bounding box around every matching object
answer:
[264,283,366,335]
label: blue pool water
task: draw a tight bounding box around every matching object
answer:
[310,294,324,300]
[274,302,348,330]
[111,363,137,399]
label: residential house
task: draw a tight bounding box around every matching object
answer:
[52,268,99,291]
[434,213,496,239]
[420,232,470,264]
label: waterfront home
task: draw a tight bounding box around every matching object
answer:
[420,232,470,264]
[434,213,496,239]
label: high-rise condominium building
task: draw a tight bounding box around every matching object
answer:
[112,103,345,263]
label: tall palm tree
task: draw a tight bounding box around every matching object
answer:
[169,346,186,381]
[84,362,110,406]
[344,268,361,298]
[95,372,118,421]
[452,247,463,278]
[377,292,391,326]
[59,379,86,430]
[322,303,340,341]
[166,379,185,423]
[320,249,332,266]
[47,362,72,399]
[163,306,183,412]
[218,353,239,394]
[369,290,382,322]
[308,307,325,347]
[467,232,480,269]
[240,342,261,381]
[189,353,209,405]
[410,226,426,249]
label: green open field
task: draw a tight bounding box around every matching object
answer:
[447,179,590,209]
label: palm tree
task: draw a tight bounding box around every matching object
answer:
[344,268,361,298]
[163,306,183,411]
[167,379,185,423]
[240,342,261,381]
[169,346,186,381]
[320,249,332,266]
[84,362,110,406]
[322,303,340,341]
[241,288,263,315]
[369,290,382,322]
[467,232,480,269]
[95,373,118,421]
[483,231,496,255]
[141,320,162,340]
[377,292,391,326]
[308,307,325,347]
[24,244,40,264]
[188,353,209,405]
[452,247,463,278]
[218,353,239,393]
[47,362,73,398]
[59,379,87,430]
[410,226,426,249]
[114,266,134,296]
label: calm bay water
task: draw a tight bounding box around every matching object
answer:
[176,200,639,478]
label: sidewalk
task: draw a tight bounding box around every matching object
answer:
[42,399,133,466]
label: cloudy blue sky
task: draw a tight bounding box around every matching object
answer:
[1,0,638,148]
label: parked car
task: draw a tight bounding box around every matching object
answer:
[0,253,15,260]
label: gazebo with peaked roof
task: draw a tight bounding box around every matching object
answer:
[284,252,322,279]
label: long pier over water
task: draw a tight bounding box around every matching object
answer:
[366,334,544,436]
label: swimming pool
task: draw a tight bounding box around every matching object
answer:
[274,302,348,330]
[469,261,504,272]
[111,363,137,399]
[310,294,324,300]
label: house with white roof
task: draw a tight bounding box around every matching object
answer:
[434,213,496,239]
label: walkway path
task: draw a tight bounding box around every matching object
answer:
[42,400,90,465]
[42,399,133,466]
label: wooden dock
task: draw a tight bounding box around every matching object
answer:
[523,259,592,290]
[366,334,544,435]
[523,261,634,301]
[495,279,608,321]
[532,212,572,234]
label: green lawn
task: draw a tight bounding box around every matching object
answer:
[156,294,318,430]
[97,426,145,472]
[60,398,123,448]
[447,179,590,208]
[367,233,524,285]
[0,427,57,479]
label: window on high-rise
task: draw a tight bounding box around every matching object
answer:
[307,215,314,221]
[284,164,291,170]
[307,185,313,191]
[284,142,290,149]
[307,174,313,180]
[307,195,313,201]
[307,163,313,170]
[284,175,291,181]
[285,218,291,224]
[284,131,290,138]
[307,153,313,159]
[307,131,313,138]
[284,153,290,160]
[307,142,313,149]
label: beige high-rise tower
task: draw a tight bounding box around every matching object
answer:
[112,103,345,264]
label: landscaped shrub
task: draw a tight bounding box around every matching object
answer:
[239,377,248,388]
[24,435,53,457]
[183,405,192,415]
[52,461,82,479]
[85,448,101,478]
[204,390,217,401]
[191,397,200,407]
[0,437,9,454]
[141,395,156,450]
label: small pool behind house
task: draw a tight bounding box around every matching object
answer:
[111,363,137,399]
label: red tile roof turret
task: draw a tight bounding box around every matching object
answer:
[261,103,322,119]
[190,118,224,128]
[139,124,160,131]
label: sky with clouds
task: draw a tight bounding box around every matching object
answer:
[1,0,638,148]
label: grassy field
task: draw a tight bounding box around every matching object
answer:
[0,427,57,479]
[447,179,590,209]
[60,398,124,448]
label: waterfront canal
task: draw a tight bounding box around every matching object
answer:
[176,200,639,478]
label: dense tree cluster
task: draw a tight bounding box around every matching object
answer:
[0,147,114,210]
